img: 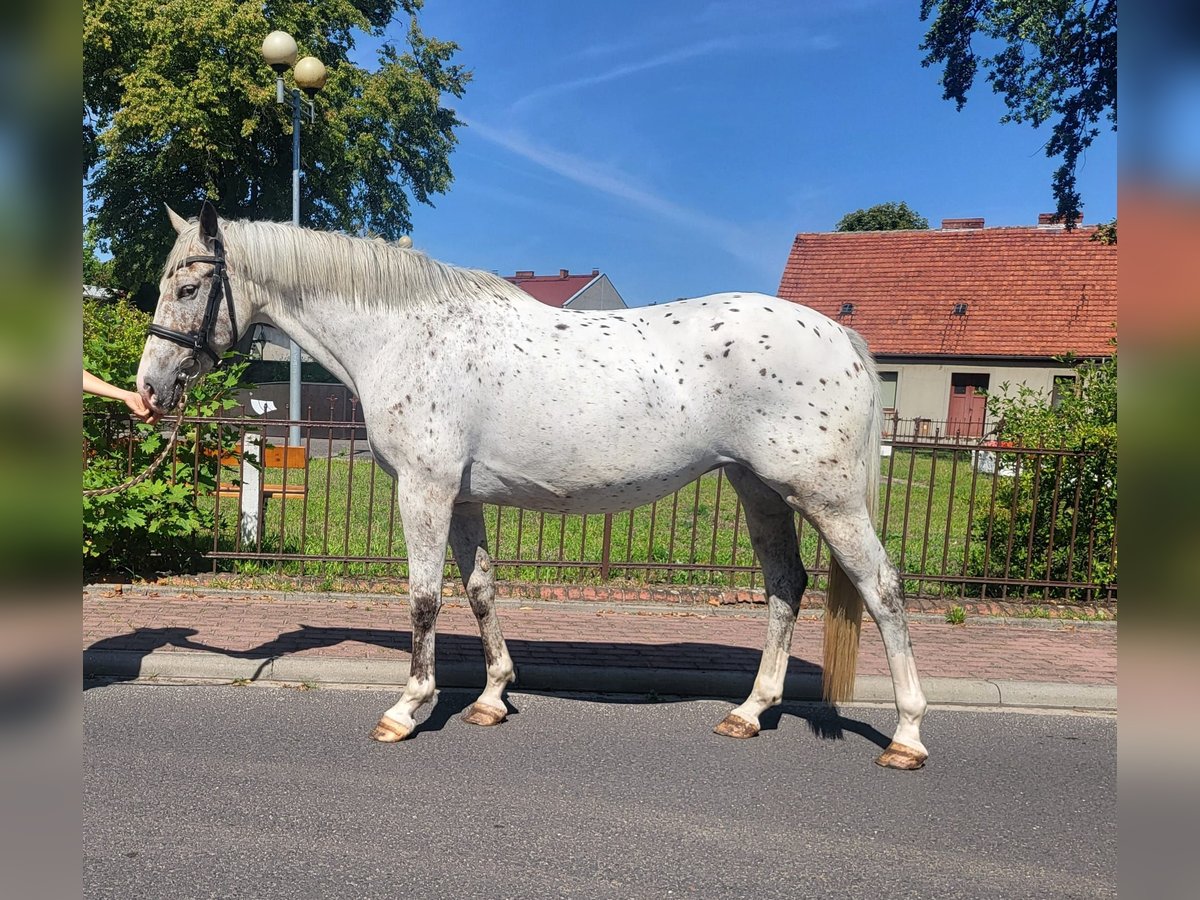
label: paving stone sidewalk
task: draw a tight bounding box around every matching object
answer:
[83,585,1116,706]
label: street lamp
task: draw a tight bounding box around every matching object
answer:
[261,30,326,445]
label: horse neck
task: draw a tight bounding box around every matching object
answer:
[253,285,378,394]
[242,246,511,392]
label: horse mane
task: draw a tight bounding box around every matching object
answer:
[163,217,533,310]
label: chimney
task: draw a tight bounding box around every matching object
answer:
[559,268,570,278]
[515,270,534,278]
[941,217,985,230]
[1037,212,1067,228]
[591,268,599,276]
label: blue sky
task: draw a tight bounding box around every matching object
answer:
[365,0,1116,307]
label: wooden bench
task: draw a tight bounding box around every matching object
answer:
[216,444,308,502]
[213,437,307,545]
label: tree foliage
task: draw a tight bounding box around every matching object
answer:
[83,297,250,574]
[919,0,1116,227]
[1091,217,1116,245]
[84,0,469,293]
[835,201,929,232]
[968,351,1117,599]
[83,221,116,290]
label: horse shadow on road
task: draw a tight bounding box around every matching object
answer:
[84,624,891,749]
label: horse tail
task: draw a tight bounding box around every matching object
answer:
[822,328,881,704]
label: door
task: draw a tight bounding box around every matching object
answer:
[947,373,989,438]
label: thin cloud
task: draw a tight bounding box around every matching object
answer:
[698,0,883,21]
[575,34,664,60]
[513,30,836,112]
[463,117,778,276]
[512,39,738,112]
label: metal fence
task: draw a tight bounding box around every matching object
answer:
[88,409,1117,602]
[883,414,998,443]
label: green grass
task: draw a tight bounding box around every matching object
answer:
[204,455,768,586]
[1013,606,1114,622]
[196,445,1088,600]
[878,447,993,597]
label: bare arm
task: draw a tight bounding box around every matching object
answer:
[83,370,128,401]
[83,370,159,423]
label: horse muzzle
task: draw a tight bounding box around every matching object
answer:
[142,359,199,414]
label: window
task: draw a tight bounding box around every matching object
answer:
[950,372,990,392]
[878,371,898,410]
[839,302,855,316]
[1052,375,1076,409]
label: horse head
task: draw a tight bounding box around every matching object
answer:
[137,200,250,415]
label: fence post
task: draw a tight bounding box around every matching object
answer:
[600,513,613,580]
[239,432,263,547]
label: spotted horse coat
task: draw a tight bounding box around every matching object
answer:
[136,202,928,769]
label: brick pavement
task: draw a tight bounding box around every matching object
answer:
[166,573,1118,620]
[83,586,1117,686]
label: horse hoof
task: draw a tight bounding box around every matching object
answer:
[369,716,411,743]
[461,703,507,727]
[875,742,927,770]
[713,713,759,739]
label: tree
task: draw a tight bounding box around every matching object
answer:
[83,221,116,291]
[968,350,1117,600]
[919,0,1116,227]
[84,0,470,294]
[835,202,929,232]
[1091,218,1116,245]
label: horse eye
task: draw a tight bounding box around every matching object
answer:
[178,283,197,298]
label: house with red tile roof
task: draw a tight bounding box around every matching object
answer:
[777,215,1117,438]
[504,268,627,310]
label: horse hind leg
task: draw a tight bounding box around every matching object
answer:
[714,467,808,739]
[449,503,515,727]
[804,502,928,769]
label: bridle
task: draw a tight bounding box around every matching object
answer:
[145,237,239,371]
[85,236,235,498]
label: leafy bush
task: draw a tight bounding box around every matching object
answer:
[83,297,250,575]
[968,354,1117,599]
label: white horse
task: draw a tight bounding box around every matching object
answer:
[137,202,928,769]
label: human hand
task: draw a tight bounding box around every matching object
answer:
[123,390,160,424]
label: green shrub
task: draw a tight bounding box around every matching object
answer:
[968,353,1117,599]
[83,296,250,575]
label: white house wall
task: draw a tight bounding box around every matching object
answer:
[564,274,627,310]
[253,324,316,363]
[877,359,1076,424]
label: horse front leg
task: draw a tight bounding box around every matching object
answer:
[371,485,455,743]
[449,502,516,726]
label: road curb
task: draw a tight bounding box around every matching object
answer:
[84,649,1116,712]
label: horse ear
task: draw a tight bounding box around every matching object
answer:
[165,205,190,235]
[198,200,219,241]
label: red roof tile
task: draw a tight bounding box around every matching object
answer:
[776,226,1116,358]
[503,270,599,308]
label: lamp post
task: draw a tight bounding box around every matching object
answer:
[261,30,326,445]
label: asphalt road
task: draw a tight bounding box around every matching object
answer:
[84,684,1115,899]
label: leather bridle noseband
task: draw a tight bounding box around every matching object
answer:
[146,238,238,369]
